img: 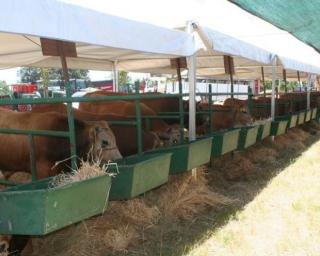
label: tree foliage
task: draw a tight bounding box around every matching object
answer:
[17,67,90,83]
[0,80,10,96]
[118,71,130,87]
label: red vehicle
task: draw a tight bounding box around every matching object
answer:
[11,83,38,94]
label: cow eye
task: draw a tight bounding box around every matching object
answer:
[101,140,109,147]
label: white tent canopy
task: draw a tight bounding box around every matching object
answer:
[118,23,320,80]
[0,0,198,70]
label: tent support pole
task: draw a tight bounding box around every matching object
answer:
[186,21,197,178]
[261,66,266,97]
[113,60,119,92]
[59,46,77,171]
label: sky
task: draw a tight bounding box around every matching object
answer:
[1,0,320,84]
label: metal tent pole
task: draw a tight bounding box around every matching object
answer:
[113,60,119,92]
[186,21,197,178]
[186,21,197,142]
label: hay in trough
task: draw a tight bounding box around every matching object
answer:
[49,159,113,188]
[153,169,233,221]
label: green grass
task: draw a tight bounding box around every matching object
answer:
[186,127,320,256]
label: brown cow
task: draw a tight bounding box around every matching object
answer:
[0,108,122,179]
[32,104,161,156]
[79,98,183,145]
[197,103,253,134]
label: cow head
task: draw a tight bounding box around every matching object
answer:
[89,121,122,161]
[157,126,185,146]
[234,110,253,127]
[0,235,10,255]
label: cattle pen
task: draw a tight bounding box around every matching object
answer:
[1,1,320,255]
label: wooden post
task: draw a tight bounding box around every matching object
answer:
[283,69,287,93]
[261,66,266,97]
[297,71,301,91]
[224,56,235,98]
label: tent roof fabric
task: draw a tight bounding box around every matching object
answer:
[0,0,197,70]
[230,0,320,54]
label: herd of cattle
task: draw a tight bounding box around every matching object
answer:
[1,90,320,182]
[0,90,320,254]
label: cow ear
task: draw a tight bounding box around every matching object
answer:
[89,127,97,142]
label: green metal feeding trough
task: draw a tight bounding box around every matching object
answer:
[276,114,298,129]
[298,111,306,125]
[271,120,288,136]
[305,109,312,122]
[0,174,111,235]
[288,114,298,128]
[311,108,317,120]
[145,137,212,174]
[211,128,240,156]
[108,153,171,200]
[256,120,272,141]
[238,125,259,150]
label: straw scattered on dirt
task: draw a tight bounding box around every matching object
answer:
[151,169,234,221]
[29,124,320,256]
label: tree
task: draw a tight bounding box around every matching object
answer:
[0,81,10,96]
[17,67,89,83]
[40,68,50,97]
[118,71,129,86]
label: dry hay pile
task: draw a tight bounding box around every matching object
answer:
[272,128,308,153]
[213,152,258,180]
[150,169,233,221]
[31,198,159,255]
[246,146,278,165]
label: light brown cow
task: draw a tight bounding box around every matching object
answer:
[32,104,161,156]
[79,98,183,145]
[197,103,253,134]
[0,108,122,179]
